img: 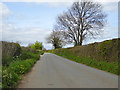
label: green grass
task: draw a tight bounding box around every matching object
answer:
[40,51,44,55]
[49,49,119,75]
[2,41,41,88]
[2,51,40,88]
[19,51,40,60]
[2,59,38,88]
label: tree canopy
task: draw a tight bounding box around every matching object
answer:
[31,41,43,50]
[46,30,66,49]
[55,0,107,46]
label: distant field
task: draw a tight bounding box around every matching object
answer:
[47,38,120,75]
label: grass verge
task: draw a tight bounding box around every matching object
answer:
[48,49,119,75]
[2,51,40,88]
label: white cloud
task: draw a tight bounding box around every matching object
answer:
[0,2,53,49]
[26,0,119,12]
[1,1,118,49]
[0,3,12,19]
[1,0,118,11]
[45,2,73,8]
[100,2,118,12]
[93,0,119,2]
[1,0,119,2]
[2,23,52,49]
[84,25,118,45]
[0,2,12,41]
[118,27,120,38]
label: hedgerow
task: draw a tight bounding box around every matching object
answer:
[2,58,39,88]
[2,42,40,88]
[47,38,119,75]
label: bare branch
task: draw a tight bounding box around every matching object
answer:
[55,0,107,46]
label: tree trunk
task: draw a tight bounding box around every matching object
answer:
[74,41,77,46]
[79,31,83,46]
[77,30,80,46]
[80,37,82,46]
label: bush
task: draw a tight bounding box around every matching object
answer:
[2,42,21,66]
[39,50,44,55]
[50,38,119,75]
[21,47,37,53]
[31,41,43,50]
[2,58,39,88]
[2,42,40,88]
[2,67,20,88]
[2,56,15,66]
[14,43,22,57]
[19,51,40,60]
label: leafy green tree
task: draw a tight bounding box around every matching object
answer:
[31,41,43,50]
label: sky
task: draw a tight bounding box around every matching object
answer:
[0,0,119,49]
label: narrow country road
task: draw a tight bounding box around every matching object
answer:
[18,53,118,88]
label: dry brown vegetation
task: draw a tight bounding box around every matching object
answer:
[2,41,21,66]
[2,41,21,57]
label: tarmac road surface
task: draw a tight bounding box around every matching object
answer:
[18,53,118,88]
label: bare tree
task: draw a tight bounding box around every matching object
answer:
[46,30,66,49]
[55,0,107,46]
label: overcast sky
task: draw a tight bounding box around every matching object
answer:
[0,0,118,49]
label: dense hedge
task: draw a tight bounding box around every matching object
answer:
[2,41,40,88]
[2,42,40,66]
[2,42,21,58]
[2,42,22,66]
[2,59,38,88]
[39,50,44,55]
[2,51,40,88]
[51,38,119,62]
[47,38,119,75]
